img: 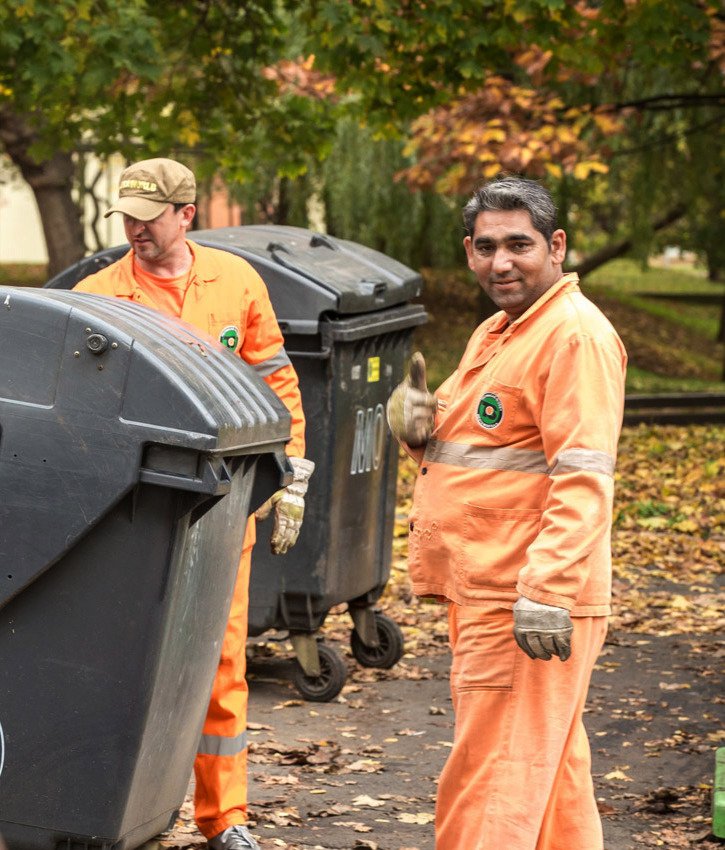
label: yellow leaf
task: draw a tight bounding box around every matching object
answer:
[14,3,36,18]
[672,519,699,533]
[669,594,691,610]
[352,795,386,808]
[346,759,384,773]
[573,160,610,180]
[482,128,507,144]
[593,112,621,135]
[636,516,669,530]
[544,162,563,179]
[398,812,436,824]
[177,110,200,147]
[398,812,435,825]
[604,769,633,782]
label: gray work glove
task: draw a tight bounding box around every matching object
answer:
[386,351,437,448]
[513,596,573,662]
[255,456,315,555]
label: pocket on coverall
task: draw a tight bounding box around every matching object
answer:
[450,605,519,692]
[455,504,542,592]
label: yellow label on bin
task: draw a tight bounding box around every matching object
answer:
[367,356,380,382]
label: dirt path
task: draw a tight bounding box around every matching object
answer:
[162,628,723,850]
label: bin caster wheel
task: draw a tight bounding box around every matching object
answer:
[293,642,347,702]
[350,611,404,669]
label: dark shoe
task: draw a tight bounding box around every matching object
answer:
[207,824,260,850]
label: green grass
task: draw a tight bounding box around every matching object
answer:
[624,366,724,393]
[584,259,724,343]
[591,286,720,340]
[585,257,720,295]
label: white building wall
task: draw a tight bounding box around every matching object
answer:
[0,158,48,263]
[0,153,127,265]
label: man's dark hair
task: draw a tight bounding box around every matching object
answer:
[173,201,196,212]
[462,176,558,243]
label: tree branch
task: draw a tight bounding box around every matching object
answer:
[610,115,725,158]
[600,93,725,113]
[572,204,687,278]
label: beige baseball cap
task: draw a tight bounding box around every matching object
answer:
[104,157,196,220]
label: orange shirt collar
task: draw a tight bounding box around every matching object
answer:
[510,272,580,328]
[116,239,223,295]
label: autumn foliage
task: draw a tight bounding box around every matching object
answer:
[401,74,617,193]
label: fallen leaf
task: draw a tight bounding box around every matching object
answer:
[397,812,436,824]
[604,768,633,782]
[352,795,386,808]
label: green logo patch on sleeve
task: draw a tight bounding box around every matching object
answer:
[220,326,240,351]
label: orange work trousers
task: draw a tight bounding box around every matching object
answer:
[193,540,254,839]
[436,604,607,850]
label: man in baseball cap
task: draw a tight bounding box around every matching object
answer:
[75,156,312,850]
[104,157,196,221]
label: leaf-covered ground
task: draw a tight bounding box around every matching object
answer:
[610,425,724,637]
[159,424,723,850]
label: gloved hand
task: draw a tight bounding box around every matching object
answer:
[254,456,315,555]
[513,596,573,662]
[386,351,437,448]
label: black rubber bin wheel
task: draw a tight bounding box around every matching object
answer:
[293,641,347,702]
[350,611,404,669]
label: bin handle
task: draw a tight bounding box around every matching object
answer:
[139,455,233,495]
[275,450,295,488]
[309,233,337,250]
[284,346,332,360]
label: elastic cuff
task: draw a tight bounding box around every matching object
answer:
[197,811,249,840]
[289,456,315,480]
[515,581,575,611]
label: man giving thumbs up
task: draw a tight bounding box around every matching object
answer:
[386,351,437,449]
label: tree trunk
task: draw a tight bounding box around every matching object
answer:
[0,109,85,278]
[719,294,725,381]
[272,176,290,225]
[571,204,687,278]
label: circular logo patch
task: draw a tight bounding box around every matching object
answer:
[219,326,239,351]
[477,392,503,429]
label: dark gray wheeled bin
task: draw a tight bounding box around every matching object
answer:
[45,225,428,702]
[0,287,291,849]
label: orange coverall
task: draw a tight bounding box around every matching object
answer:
[76,241,305,839]
[406,274,626,849]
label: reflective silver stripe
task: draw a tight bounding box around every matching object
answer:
[197,730,248,757]
[424,439,550,474]
[550,448,615,477]
[424,440,615,478]
[250,348,292,377]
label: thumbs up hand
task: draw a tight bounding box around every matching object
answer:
[386,351,437,448]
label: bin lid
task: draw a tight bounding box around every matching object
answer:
[45,226,424,334]
[0,287,291,607]
[0,287,291,452]
[190,225,423,321]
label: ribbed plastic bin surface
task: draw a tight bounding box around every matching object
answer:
[0,287,290,849]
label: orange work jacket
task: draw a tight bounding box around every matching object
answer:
[407,274,627,616]
[75,240,305,458]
